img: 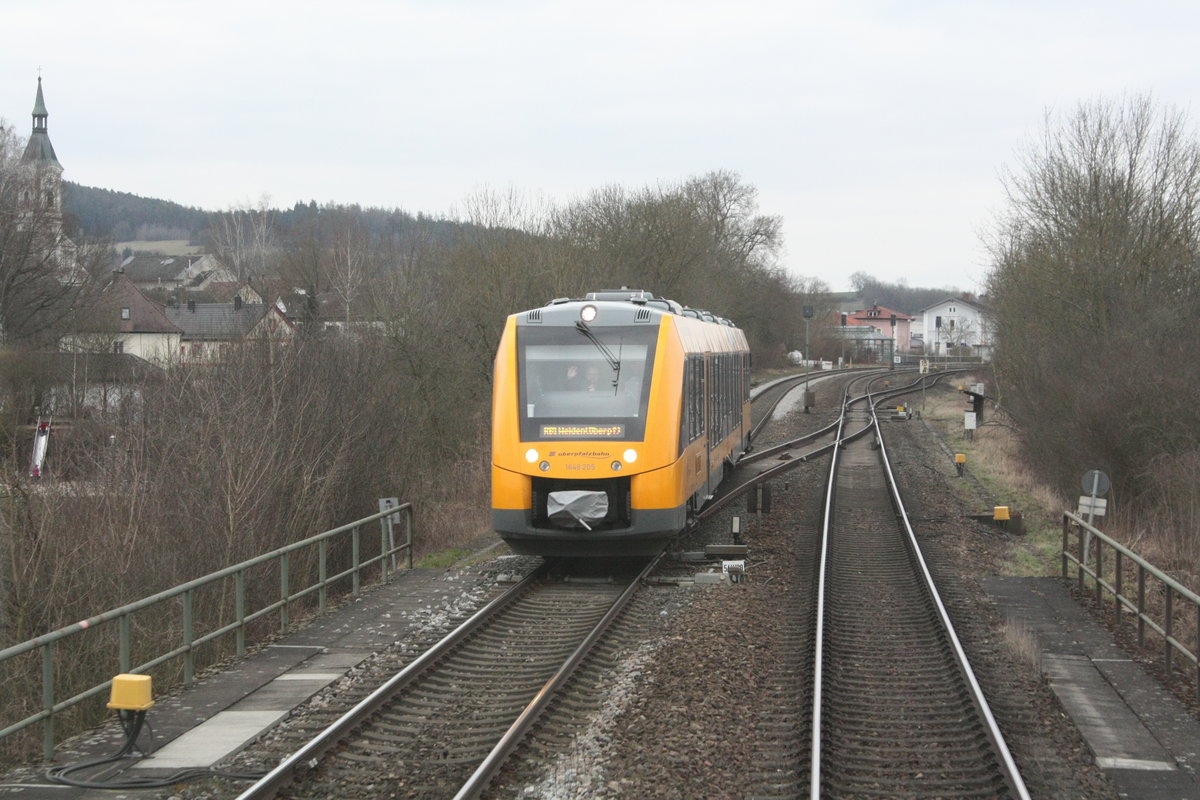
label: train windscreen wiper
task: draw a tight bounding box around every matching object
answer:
[575,320,622,391]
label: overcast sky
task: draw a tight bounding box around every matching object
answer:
[3,1,1198,293]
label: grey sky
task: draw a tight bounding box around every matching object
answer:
[3,1,1197,292]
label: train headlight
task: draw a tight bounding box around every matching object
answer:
[525,448,539,463]
[623,449,638,463]
[539,461,551,472]
[611,461,622,471]
[580,304,598,323]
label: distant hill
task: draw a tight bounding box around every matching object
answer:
[61,183,468,252]
[63,182,213,244]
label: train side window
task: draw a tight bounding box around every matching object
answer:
[679,359,691,453]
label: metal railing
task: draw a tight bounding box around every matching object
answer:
[1,502,414,760]
[1062,511,1200,695]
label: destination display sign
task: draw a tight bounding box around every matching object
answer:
[540,424,625,439]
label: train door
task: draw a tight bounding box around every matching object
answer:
[701,352,712,498]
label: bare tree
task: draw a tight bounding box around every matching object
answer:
[207,195,276,282]
[987,95,1200,497]
[327,209,369,326]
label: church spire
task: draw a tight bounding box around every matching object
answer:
[22,76,62,169]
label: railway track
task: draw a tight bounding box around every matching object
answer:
[809,384,1029,799]
[235,560,657,799]
[704,369,948,522]
[719,369,1029,797]
[233,367,1024,799]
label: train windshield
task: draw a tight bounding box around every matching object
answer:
[517,324,658,441]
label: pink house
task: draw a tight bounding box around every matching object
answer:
[847,305,915,352]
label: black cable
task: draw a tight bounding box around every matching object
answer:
[43,710,264,790]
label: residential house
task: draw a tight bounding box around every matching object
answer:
[846,304,915,352]
[165,297,295,362]
[119,254,237,294]
[61,273,182,365]
[272,290,385,333]
[823,310,887,364]
[917,297,993,359]
[208,282,265,305]
[9,350,163,420]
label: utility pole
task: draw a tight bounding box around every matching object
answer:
[802,305,813,412]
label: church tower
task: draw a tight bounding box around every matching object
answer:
[19,77,64,220]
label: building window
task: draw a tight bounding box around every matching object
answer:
[113,340,124,354]
[121,307,131,320]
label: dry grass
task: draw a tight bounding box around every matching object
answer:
[921,375,1200,698]
[1000,620,1042,672]
[409,452,493,560]
[919,378,1069,578]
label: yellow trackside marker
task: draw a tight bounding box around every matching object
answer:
[994,506,1011,521]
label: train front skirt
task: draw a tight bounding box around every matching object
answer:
[493,505,686,557]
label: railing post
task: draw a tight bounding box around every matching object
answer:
[236,570,246,657]
[1114,551,1123,626]
[1061,515,1069,579]
[1095,539,1103,605]
[280,552,290,633]
[119,613,132,673]
[1077,524,1085,591]
[1138,564,1146,647]
[1164,585,1174,677]
[379,520,389,581]
[319,539,328,613]
[406,509,414,570]
[41,642,55,761]
[183,588,194,685]
[352,526,361,596]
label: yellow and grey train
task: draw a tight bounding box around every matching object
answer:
[491,290,751,556]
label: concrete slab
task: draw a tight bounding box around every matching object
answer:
[135,710,288,770]
[1041,653,1174,769]
[1107,766,1200,799]
[984,576,1200,799]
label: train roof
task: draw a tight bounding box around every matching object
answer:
[535,290,737,328]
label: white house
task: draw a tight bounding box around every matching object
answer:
[61,274,182,366]
[917,297,993,360]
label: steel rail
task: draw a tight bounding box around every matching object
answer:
[862,391,1031,799]
[234,562,551,800]
[742,370,947,466]
[749,374,808,441]
[808,385,850,798]
[452,551,664,799]
[748,367,889,443]
[701,374,943,521]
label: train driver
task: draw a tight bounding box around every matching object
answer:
[566,364,602,391]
